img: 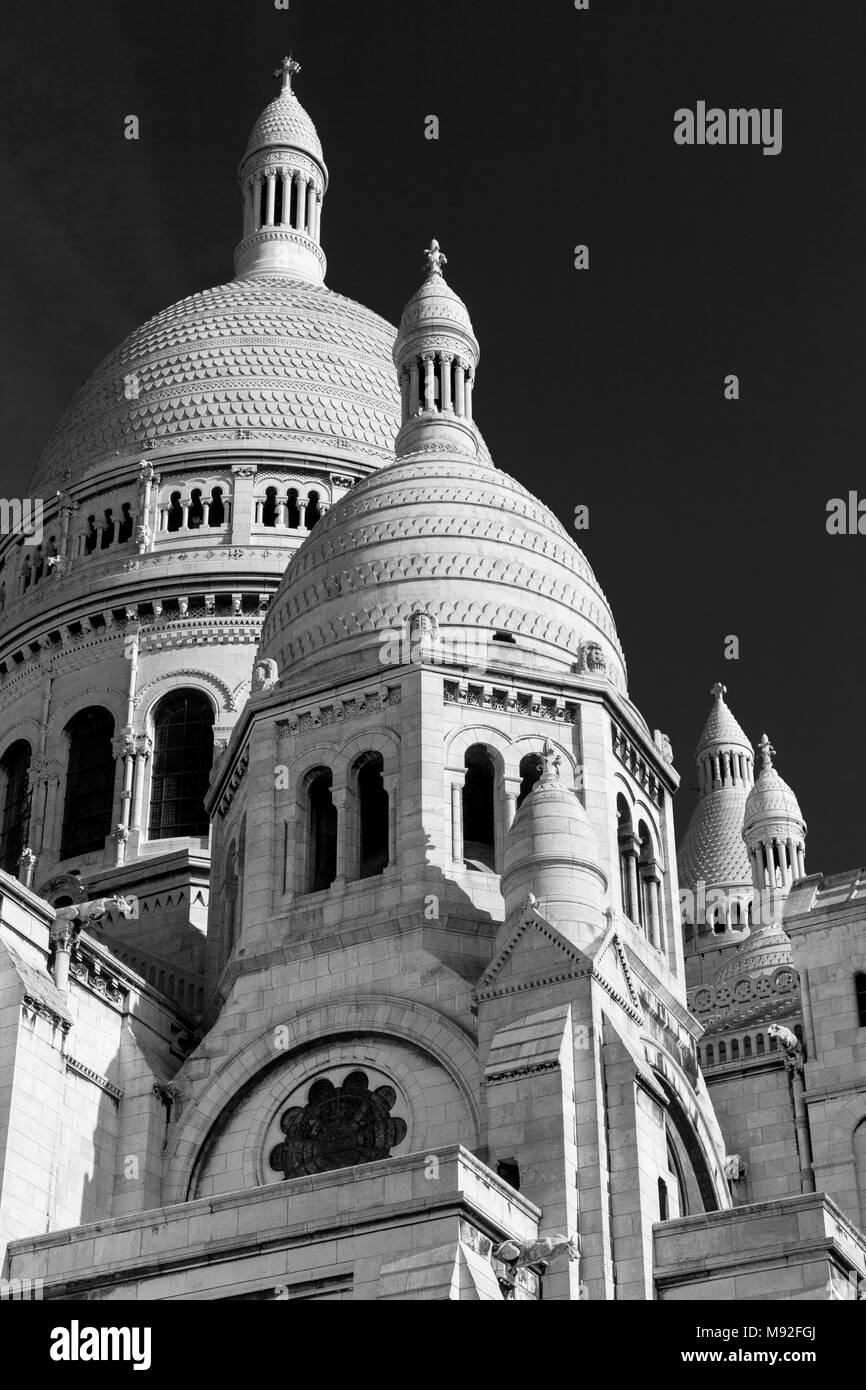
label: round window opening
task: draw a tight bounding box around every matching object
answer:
[267,1066,409,1181]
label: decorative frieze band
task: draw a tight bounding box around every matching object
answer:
[65,1054,123,1101]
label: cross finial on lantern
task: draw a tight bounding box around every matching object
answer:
[711,682,727,701]
[274,55,301,93]
[423,239,448,278]
[757,733,776,771]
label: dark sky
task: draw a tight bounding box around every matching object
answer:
[1,0,864,874]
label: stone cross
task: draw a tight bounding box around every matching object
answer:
[274,55,301,93]
[757,733,775,770]
[539,737,561,782]
[423,240,448,278]
[711,681,727,700]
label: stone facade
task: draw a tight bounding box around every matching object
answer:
[0,60,864,1302]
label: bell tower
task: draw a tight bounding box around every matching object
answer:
[393,242,482,459]
[235,56,329,282]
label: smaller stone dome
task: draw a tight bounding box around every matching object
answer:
[397,259,477,344]
[501,742,606,943]
[712,920,794,985]
[743,735,805,834]
[244,59,324,163]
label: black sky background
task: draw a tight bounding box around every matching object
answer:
[1,0,864,873]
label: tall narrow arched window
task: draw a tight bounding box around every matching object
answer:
[462,744,495,871]
[355,753,389,879]
[60,708,116,858]
[516,753,543,810]
[308,768,337,892]
[262,487,279,527]
[856,973,866,1028]
[617,795,636,921]
[0,740,31,873]
[148,691,214,839]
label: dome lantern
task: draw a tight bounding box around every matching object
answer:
[235,56,329,283]
[742,733,807,911]
[392,242,482,460]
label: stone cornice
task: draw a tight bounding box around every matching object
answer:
[65,1054,123,1100]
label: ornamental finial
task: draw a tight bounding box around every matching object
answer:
[757,733,776,772]
[423,239,448,278]
[539,738,562,783]
[711,681,727,701]
[274,55,301,94]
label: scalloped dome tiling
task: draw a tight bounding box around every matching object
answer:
[244,89,323,163]
[28,277,401,495]
[257,449,627,688]
[678,788,753,891]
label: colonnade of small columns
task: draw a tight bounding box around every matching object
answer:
[618,827,664,950]
[243,168,323,241]
[749,836,805,888]
[400,352,475,423]
[156,489,231,533]
[252,489,326,529]
[697,748,754,793]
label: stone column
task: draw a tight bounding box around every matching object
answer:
[384,774,398,868]
[625,844,640,925]
[454,359,465,416]
[230,465,258,546]
[400,369,410,421]
[131,735,153,833]
[465,369,474,419]
[423,354,436,411]
[180,498,191,531]
[279,171,291,226]
[265,171,276,226]
[451,781,463,863]
[332,787,348,888]
[252,173,263,229]
[409,361,421,416]
[18,846,37,889]
[441,353,453,411]
[243,178,253,233]
[50,919,75,992]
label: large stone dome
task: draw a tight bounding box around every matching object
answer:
[28,276,401,496]
[257,447,627,688]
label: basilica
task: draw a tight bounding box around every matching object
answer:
[0,59,863,1301]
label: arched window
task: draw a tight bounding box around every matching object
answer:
[224,838,239,955]
[306,492,322,528]
[148,691,214,839]
[856,973,866,1028]
[617,795,636,920]
[308,769,337,892]
[209,487,225,527]
[355,753,389,879]
[61,708,115,858]
[658,1176,669,1222]
[166,492,183,533]
[118,502,134,543]
[188,489,204,529]
[462,744,495,871]
[0,740,31,873]
[262,487,279,527]
[516,753,543,810]
[287,489,301,529]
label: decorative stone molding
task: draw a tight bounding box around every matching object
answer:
[274,685,401,739]
[65,1055,123,1101]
